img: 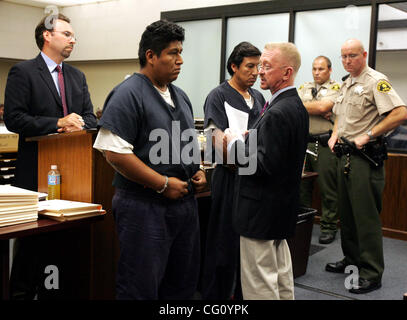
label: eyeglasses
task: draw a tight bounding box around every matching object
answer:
[341,53,359,60]
[52,30,77,42]
[258,64,289,72]
[258,64,272,71]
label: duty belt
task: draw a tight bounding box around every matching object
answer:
[308,131,331,147]
[307,131,332,158]
[332,143,353,157]
[333,137,388,169]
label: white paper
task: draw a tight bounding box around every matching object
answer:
[38,199,102,213]
[224,102,249,134]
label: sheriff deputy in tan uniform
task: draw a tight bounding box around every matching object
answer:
[326,38,407,294]
[298,56,340,245]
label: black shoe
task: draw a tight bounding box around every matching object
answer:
[349,278,381,294]
[319,232,336,244]
[325,259,349,273]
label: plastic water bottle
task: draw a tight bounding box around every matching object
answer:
[48,165,61,200]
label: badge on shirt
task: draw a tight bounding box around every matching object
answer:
[320,89,327,96]
[377,80,392,93]
[354,85,364,95]
[331,84,340,91]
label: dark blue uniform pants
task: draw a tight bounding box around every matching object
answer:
[113,189,200,300]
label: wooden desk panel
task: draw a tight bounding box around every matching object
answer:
[0,215,104,240]
[381,154,407,240]
[0,215,105,300]
[311,153,407,241]
[36,131,94,203]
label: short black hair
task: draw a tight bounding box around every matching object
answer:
[227,42,261,76]
[35,13,70,50]
[314,55,332,69]
[138,20,185,68]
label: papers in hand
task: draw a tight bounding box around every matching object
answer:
[38,199,105,221]
[224,102,248,134]
[224,102,249,154]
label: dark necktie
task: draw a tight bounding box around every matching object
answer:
[55,65,68,116]
[260,101,269,115]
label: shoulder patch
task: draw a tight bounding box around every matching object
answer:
[377,80,392,93]
[331,84,340,91]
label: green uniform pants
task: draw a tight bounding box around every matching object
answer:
[300,142,338,234]
[337,155,385,282]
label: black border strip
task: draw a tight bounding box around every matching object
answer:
[220,15,227,83]
[378,19,407,28]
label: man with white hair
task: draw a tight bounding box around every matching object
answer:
[225,42,309,299]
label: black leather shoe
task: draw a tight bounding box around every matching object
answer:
[325,259,349,273]
[349,278,381,294]
[319,232,336,244]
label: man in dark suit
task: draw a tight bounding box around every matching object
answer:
[3,13,97,300]
[225,42,308,300]
[4,13,97,192]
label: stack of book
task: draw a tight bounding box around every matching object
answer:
[0,185,39,227]
[38,199,105,221]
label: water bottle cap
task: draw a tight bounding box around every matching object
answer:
[51,165,57,170]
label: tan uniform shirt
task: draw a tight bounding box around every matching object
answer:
[333,66,405,141]
[298,79,340,135]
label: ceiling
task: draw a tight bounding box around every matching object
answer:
[3,0,113,8]
[390,2,407,13]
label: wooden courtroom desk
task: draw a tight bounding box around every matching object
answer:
[25,129,118,299]
[0,214,105,300]
[311,153,407,241]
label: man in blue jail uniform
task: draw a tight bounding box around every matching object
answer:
[93,20,206,300]
[201,41,265,300]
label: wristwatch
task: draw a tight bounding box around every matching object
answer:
[367,130,374,141]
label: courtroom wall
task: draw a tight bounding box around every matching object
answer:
[0,58,140,113]
[376,51,407,104]
[69,59,140,112]
[0,0,263,61]
[63,0,264,61]
[0,59,20,103]
[0,2,43,60]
